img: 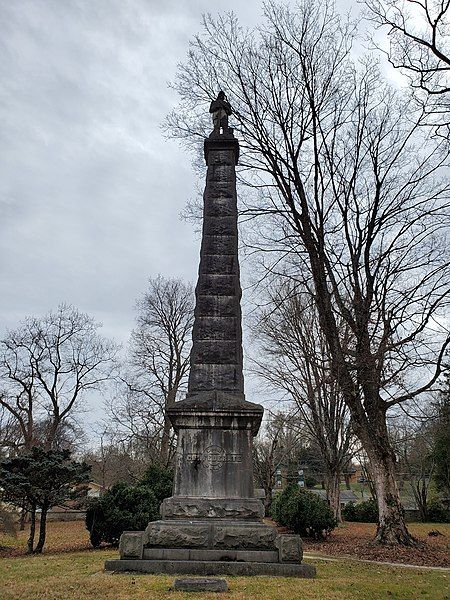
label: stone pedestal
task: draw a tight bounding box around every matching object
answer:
[104,128,315,578]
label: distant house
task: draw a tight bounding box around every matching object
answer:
[86,481,105,499]
[343,465,364,485]
[42,481,107,522]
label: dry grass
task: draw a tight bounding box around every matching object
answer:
[0,520,92,557]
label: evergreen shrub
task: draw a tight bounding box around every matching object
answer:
[342,498,379,523]
[427,500,450,523]
[271,484,337,540]
[86,464,173,547]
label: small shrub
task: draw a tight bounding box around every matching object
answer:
[271,484,337,540]
[427,500,450,523]
[305,476,318,489]
[342,499,379,523]
[86,465,173,547]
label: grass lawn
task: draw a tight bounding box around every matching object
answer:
[1,521,448,599]
[0,548,448,599]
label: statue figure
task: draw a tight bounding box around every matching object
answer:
[209,90,232,135]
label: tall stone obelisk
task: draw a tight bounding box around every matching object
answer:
[105,99,315,578]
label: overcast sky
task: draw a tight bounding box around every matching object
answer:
[0,0,369,339]
[1,0,386,435]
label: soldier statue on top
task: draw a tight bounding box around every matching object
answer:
[209,90,233,135]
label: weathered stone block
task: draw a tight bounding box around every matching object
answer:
[205,196,236,217]
[195,295,238,317]
[188,364,243,393]
[202,235,237,255]
[196,274,239,296]
[143,548,280,563]
[193,317,239,341]
[105,559,317,577]
[200,254,238,275]
[204,216,237,236]
[277,534,303,563]
[161,497,264,520]
[191,340,242,365]
[119,531,143,559]
[213,524,278,550]
[206,145,238,166]
[206,179,236,197]
[145,521,209,548]
[172,428,255,498]
[172,578,229,592]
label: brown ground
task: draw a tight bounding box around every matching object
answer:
[301,522,450,568]
[1,520,449,568]
[0,520,93,558]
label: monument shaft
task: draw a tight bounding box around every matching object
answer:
[188,135,243,397]
[167,131,262,505]
[105,116,315,578]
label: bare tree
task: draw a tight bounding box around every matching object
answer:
[167,0,450,545]
[254,281,355,520]
[109,276,194,467]
[253,410,304,510]
[363,0,449,134]
[0,304,117,452]
[393,417,436,521]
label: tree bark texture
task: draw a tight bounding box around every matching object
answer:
[357,419,419,546]
[34,502,49,554]
[26,504,36,554]
[325,470,342,522]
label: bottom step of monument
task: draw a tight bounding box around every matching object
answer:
[104,559,316,578]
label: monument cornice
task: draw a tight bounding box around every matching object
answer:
[204,133,240,165]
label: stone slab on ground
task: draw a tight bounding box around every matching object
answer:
[104,559,316,578]
[172,578,228,592]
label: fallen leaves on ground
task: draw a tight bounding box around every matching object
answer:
[301,522,449,568]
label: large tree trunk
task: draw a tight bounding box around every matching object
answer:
[27,504,36,554]
[33,502,49,554]
[362,431,419,546]
[325,470,342,522]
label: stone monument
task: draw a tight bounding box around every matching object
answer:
[105,93,316,578]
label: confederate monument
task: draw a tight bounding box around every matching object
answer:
[105,93,315,578]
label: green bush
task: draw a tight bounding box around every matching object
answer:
[139,464,173,500]
[86,465,173,547]
[342,499,379,523]
[271,485,337,540]
[305,476,318,489]
[427,500,450,523]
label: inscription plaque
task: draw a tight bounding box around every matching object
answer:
[186,445,242,470]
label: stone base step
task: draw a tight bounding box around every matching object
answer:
[104,559,316,578]
[143,548,279,562]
